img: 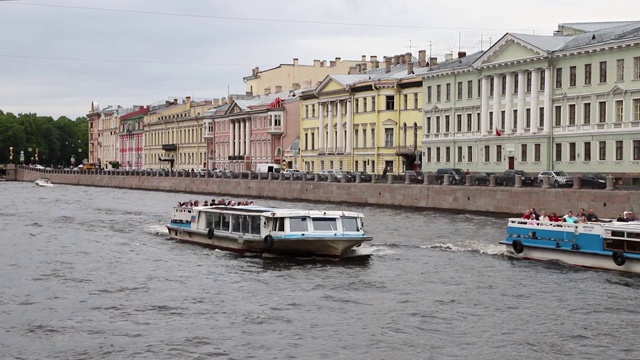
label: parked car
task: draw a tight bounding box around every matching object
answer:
[435,168,466,185]
[501,169,535,186]
[474,172,504,186]
[537,170,574,188]
[579,173,607,189]
[283,169,303,180]
[349,171,372,183]
[405,170,425,184]
[240,170,258,179]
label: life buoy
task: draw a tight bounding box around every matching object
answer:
[207,227,214,239]
[612,250,626,266]
[264,235,274,248]
[512,240,524,254]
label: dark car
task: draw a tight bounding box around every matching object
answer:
[579,173,607,189]
[349,171,372,183]
[474,172,504,186]
[405,170,425,184]
[435,168,466,185]
[502,169,535,187]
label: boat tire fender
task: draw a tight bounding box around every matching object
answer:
[512,240,524,254]
[207,227,214,239]
[612,250,626,266]
[264,235,274,248]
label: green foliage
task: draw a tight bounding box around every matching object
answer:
[0,109,87,166]
[109,161,121,169]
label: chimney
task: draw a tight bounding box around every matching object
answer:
[374,60,380,69]
[444,53,453,61]
[321,60,326,67]
[457,51,467,58]
[213,98,220,107]
[246,91,253,96]
[221,97,227,104]
[275,85,282,93]
[392,55,398,65]
[264,87,271,95]
[292,82,301,90]
[186,96,191,105]
[361,55,366,62]
[330,60,336,67]
[405,52,412,64]
[418,50,427,67]
[361,62,367,72]
[293,58,299,66]
[335,57,341,63]
[356,64,362,73]
[371,55,377,62]
[165,101,171,107]
[173,98,178,105]
[385,57,391,73]
[429,57,438,66]
[313,59,321,67]
[407,62,414,75]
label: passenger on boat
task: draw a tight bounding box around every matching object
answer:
[585,208,600,222]
[530,208,540,220]
[616,213,628,222]
[203,200,209,206]
[563,211,578,223]
[624,211,637,222]
[548,212,561,222]
[538,211,549,222]
[521,210,532,220]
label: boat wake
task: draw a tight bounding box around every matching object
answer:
[145,224,168,236]
[369,241,508,256]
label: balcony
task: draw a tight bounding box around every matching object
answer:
[203,130,213,139]
[395,146,417,156]
[267,126,283,135]
[162,144,177,151]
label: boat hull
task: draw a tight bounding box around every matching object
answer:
[501,243,640,273]
[166,225,371,257]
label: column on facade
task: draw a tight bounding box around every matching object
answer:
[229,120,234,157]
[337,100,343,152]
[345,99,352,153]
[240,119,246,155]
[543,67,552,133]
[480,76,490,135]
[327,102,333,152]
[530,69,539,133]
[245,119,251,157]
[492,74,501,133]
[517,71,526,134]
[318,102,325,152]
[505,73,514,134]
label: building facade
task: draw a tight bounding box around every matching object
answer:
[118,106,148,169]
[422,21,640,176]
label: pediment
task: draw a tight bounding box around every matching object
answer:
[382,118,397,126]
[475,34,547,67]
[224,101,245,115]
[317,78,346,94]
[608,84,625,95]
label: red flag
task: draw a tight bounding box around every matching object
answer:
[495,126,502,136]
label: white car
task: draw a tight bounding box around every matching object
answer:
[283,169,302,180]
[32,164,45,170]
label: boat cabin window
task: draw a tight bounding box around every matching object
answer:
[216,213,230,231]
[232,215,241,232]
[312,218,337,231]
[604,238,640,254]
[205,212,215,228]
[342,217,359,232]
[249,215,260,235]
[272,218,285,232]
[289,217,308,232]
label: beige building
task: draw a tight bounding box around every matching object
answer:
[243,56,383,96]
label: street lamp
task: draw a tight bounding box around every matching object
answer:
[9,146,13,162]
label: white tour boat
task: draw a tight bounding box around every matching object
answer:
[166,204,372,257]
[34,178,53,187]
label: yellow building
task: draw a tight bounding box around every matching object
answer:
[299,52,428,174]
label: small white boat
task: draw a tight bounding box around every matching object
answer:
[34,178,53,187]
[166,204,372,257]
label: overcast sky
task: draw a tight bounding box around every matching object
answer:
[0,0,635,119]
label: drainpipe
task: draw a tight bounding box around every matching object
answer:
[395,82,401,173]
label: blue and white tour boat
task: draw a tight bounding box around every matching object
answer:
[166,204,372,257]
[501,218,640,273]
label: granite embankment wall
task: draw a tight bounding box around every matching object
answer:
[16,168,639,218]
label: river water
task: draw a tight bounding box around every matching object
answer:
[1,182,639,359]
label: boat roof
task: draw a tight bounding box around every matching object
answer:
[194,205,364,218]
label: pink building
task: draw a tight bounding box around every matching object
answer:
[204,91,300,172]
[118,106,149,169]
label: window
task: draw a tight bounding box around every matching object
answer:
[446,83,451,101]
[436,147,441,162]
[616,140,623,161]
[403,94,408,110]
[312,104,316,117]
[513,109,518,129]
[489,112,494,131]
[426,148,432,163]
[354,99,359,113]
[312,218,337,231]
[526,71,532,92]
[521,144,528,162]
[457,146,462,162]
[615,100,624,122]
[354,129,358,148]
[599,101,607,123]
[539,107,544,128]
[445,147,451,162]
[426,116,431,134]
[501,110,506,130]
[569,104,576,125]
[304,133,308,150]
[371,96,376,111]
[305,105,309,118]
[584,141,591,161]
[370,129,375,147]
[385,95,395,110]
[635,99,640,121]
[490,77,494,94]
[534,143,541,162]
[583,103,591,124]
[290,217,309,232]
[445,115,450,133]
[585,64,592,85]
[362,130,366,148]
[599,61,607,83]
[496,145,502,162]
[311,132,315,149]
[569,142,576,161]
[467,80,473,99]
[514,74,519,94]
[555,68,562,88]
[427,86,432,103]
[477,112,481,131]
[414,93,419,109]
[635,57,640,80]
[554,105,562,126]
[467,146,473,162]
[501,75,507,95]
[599,141,606,160]
[436,85,441,102]
[616,59,624,82]
[478,79,482,98]
[436,116,441,133]
[540,70,545,91]
[634,140,640,160]
[384,128,394,147]
[555,143,562,161]
[569,66,577,87]
[526,108,531,128]
[466,113,472,131]
[457,81,463,100]
[484,145,490,162]
[456,114,462,132]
